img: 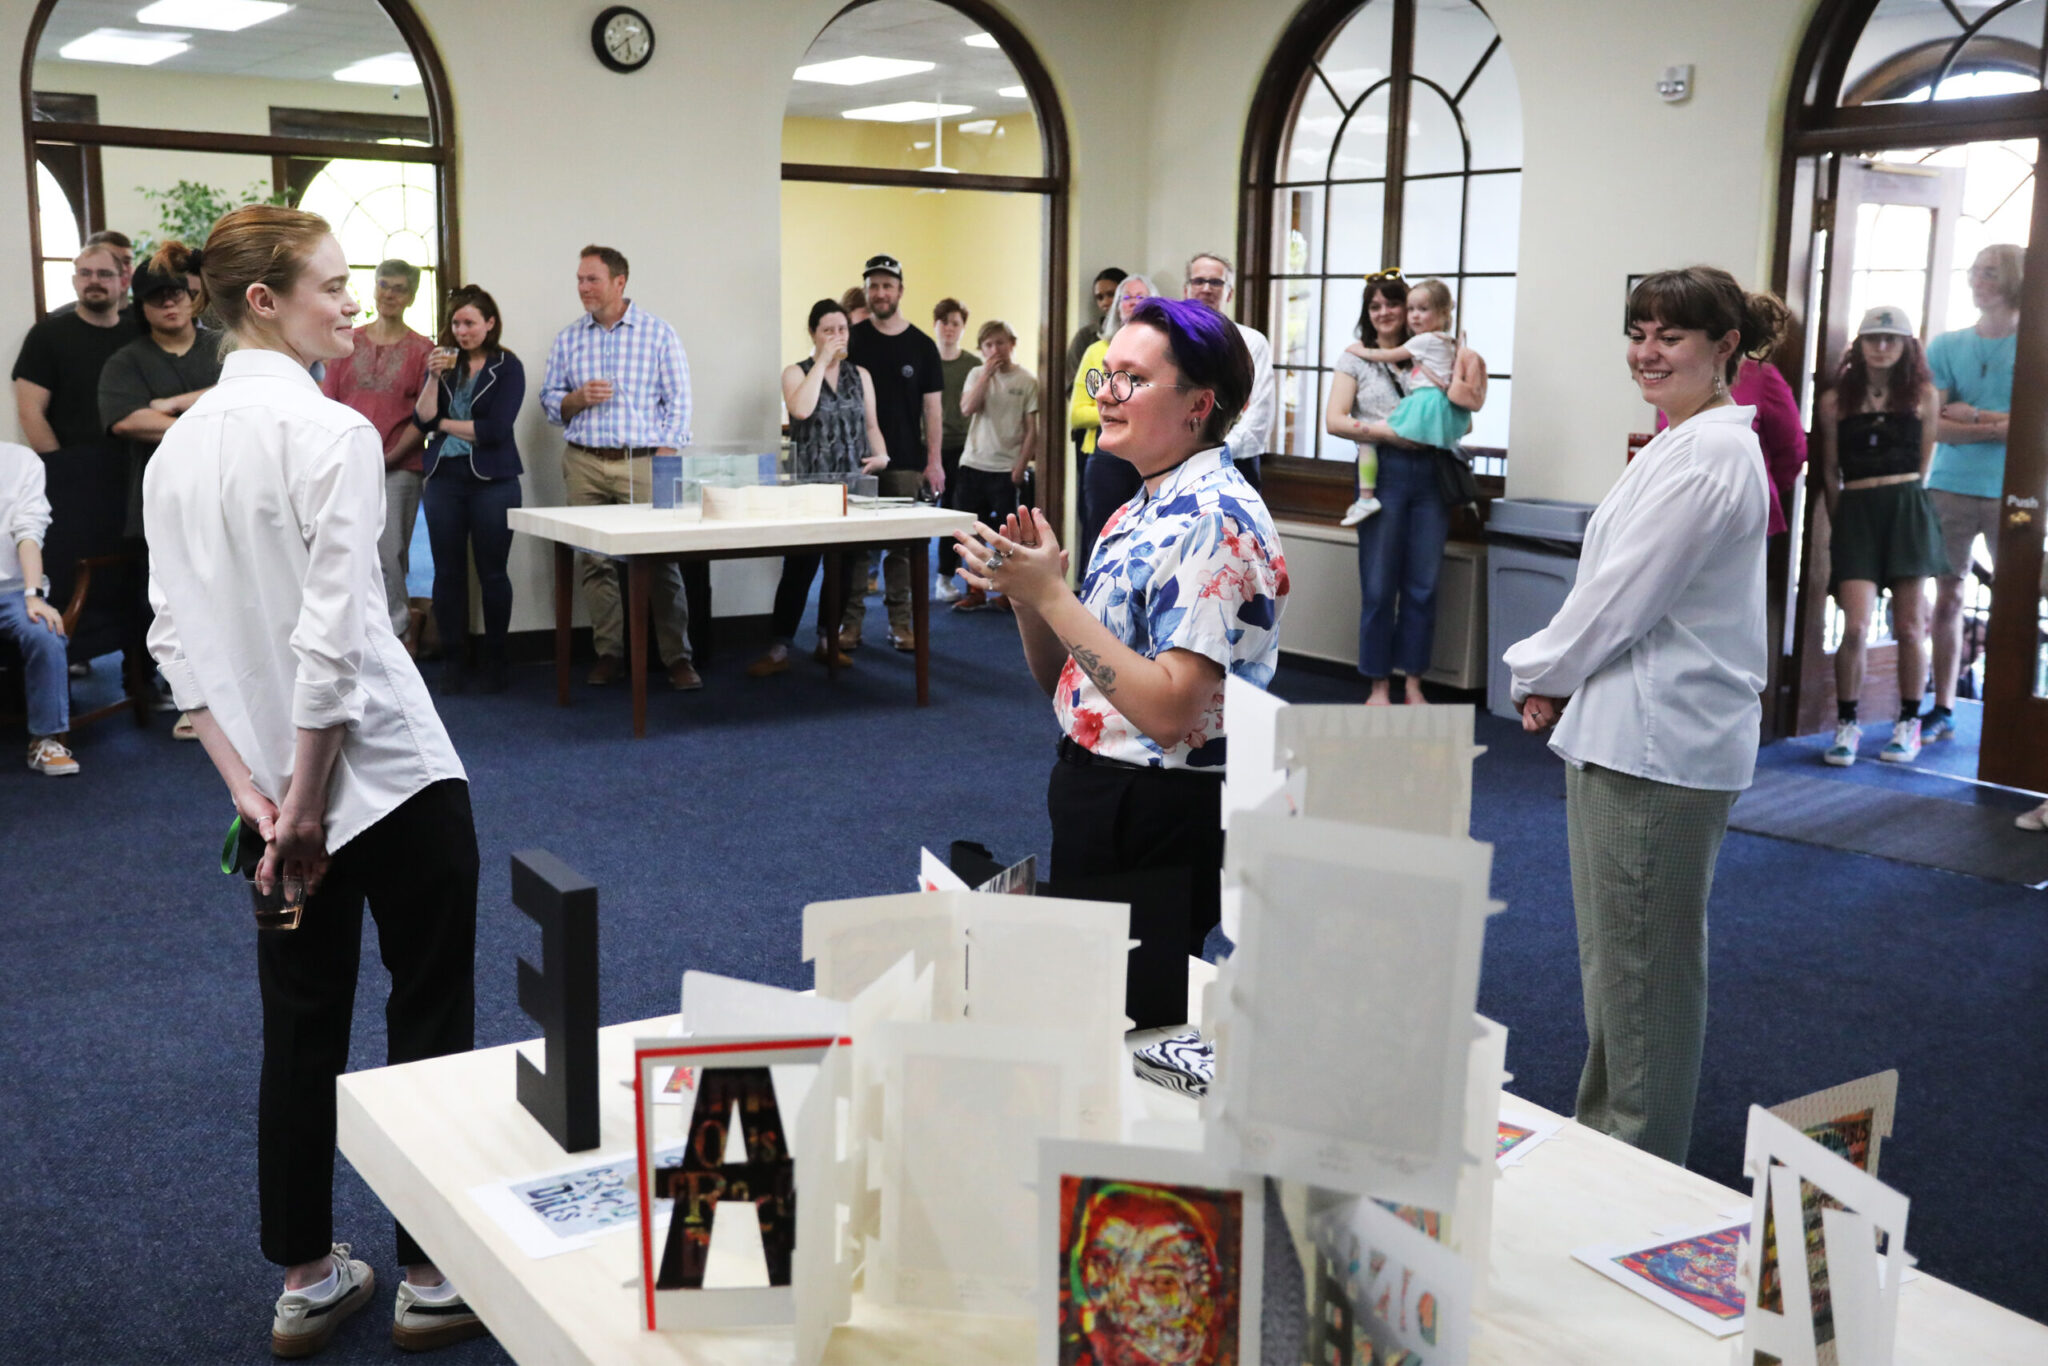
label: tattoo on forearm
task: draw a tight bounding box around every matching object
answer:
[1064,638,1117,696]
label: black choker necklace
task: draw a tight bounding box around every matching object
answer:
[1140,446,1212,490]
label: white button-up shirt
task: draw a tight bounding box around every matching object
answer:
[1503,404,1768,791]
[1225,321,1276,465]
[144,349,464,852]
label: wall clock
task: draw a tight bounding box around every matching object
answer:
[592,6,654,73]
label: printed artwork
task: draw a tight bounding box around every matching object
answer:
[1611,1226,1746,1322]
[1310,1211,1454,1366]
[1755,1108,1876,1354]
[1056,1176,1244,1366]
[1495,1122,1535,1160]
[653,1066,795,1290]
[1373,1201,1444,1244]
[510,1145,682,1242]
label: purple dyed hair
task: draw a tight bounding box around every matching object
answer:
[1124,297,1254,446]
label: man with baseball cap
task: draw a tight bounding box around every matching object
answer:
[845,252,945,651]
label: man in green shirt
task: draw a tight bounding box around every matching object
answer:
[933,296,975,601]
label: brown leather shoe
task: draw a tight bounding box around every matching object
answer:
[586,656,624,686]
[838,624,862,652]
[812,637,854,668]
[888,628,917,653]
[951,587,988,612]
[668,659,704,691]
[748,645,791,678]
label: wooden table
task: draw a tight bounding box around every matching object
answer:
[338,970,2047,1365]
[508,503,978,737]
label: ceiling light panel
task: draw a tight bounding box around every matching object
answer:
[841,101,975,123]
[333,52,421,85]
[794,55,936,85]
[59,28,189,65]
[136,0,291,31]
[997,85,1025,98]
[962,33,1000,48]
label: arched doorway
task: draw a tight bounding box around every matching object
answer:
[780,0,1070,517]
[20,0,457,324]
[1775,0,2048,791]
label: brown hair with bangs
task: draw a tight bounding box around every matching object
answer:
[439,284,509,356]
[1626,266,1793,384]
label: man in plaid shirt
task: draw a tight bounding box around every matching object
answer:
[540,244,700,690]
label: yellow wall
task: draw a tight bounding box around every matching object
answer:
[781,111,1042,177]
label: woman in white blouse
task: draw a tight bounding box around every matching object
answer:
[141,208,483,1354]
[1504,266,1786,1167]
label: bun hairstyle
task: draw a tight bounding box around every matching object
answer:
[1125,296,1254,447]
[807,297,848,334]
[1626,266,1793,384]
[440,283,507,355]
[137,238,202,302]
[185,204,333,335]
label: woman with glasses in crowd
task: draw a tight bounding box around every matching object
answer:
[415,284,525,694]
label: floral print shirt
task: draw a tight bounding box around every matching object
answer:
[1056,447,1288,770]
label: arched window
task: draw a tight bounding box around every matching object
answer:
[1241,0,1521,489]
[21,0,455,319]
[1777,0,2048,787]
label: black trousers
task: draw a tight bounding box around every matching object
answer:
[1047,740,1224,956]
[952,466,1020,539]
[937,442,965,577]
[257,778,478,1268]
[769,550,856,643]
[1079,450,1144,578]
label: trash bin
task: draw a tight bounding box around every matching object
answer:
[1486,497,1596,719]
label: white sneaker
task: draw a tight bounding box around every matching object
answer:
[932,575,964,603]
[1339,496,1381,527]
[26,736,78,776]
[272,1244,374,1358]
[392,1279,488,1352]
[1880,717,1922,764]
[1823,720,1859,767]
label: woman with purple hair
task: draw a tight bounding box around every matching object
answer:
[953,296,1289,969]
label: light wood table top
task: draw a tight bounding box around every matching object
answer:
[338,962,2046,1364]
[507,503,976,557]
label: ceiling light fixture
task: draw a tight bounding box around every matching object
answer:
[58,28,189,65]
[333,52,421,85]
[795,55,936,85]
[962,33,999,49]
[841,100,974,123]
[136,0,291,32]
[997,85,1025,98]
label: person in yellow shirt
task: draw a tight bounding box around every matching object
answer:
[1069,273,1152,572]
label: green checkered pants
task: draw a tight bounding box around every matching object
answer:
[1564,762,1738,1167]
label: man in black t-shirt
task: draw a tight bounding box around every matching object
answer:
[845,253,944,651]
[13,244,136,452]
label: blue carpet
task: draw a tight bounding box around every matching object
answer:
[2,600,2043,1363]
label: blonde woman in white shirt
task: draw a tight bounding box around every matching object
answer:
[1504,266,1785,1167]
[141,207,484,1355]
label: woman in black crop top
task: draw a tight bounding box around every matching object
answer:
[1815,306,1949,768]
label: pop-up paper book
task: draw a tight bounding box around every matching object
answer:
[1037,1138,1265,1366]
[866,1019,1120,1317]
[1275,703,1485,838]
[630,1034,853,1347]
[1221,675,1296,829]
[1205,812,1501,1211]
[1740,1103,1911,1366]
[804,889,1132,1033]
[844,954,933,1278]
[1308,1189,1474,1365]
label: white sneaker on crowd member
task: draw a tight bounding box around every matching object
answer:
[2016,800,2048,832]
[1338,496,1381,528]
[933,574,964,603]
[1823,720,1859,767]
[271,1244,374,1358]
[392,1276,488,1352]
[27,735,78,776]
[1879,717,1922,764]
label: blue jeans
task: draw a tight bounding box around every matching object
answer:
[0,590,70,735]
[423,463,521,665]
[1355,447,1451,679]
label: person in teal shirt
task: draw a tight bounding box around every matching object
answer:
[1922,243,2022,738]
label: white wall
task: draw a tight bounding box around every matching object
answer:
[0,0,1824,627]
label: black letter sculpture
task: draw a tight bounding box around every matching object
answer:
[513,849,599,1152]
[655,1067,797,1289]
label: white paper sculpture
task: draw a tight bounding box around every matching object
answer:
[1738,1104,1912,1366]
[1308,1190,1474,1365]
[629,1034,852,1343]
[1037,1138,1265,1366]
[866,1020,1119,1317]
[1276,702,1485,838]
[804,890,1132,1034]
[1205,812,1502,1210]
[1221,674,1295,828]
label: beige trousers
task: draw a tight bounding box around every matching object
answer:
[561,446,692,664]
[378,468,422,640]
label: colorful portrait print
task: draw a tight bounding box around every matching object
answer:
[1057,1176,1244,1366]
[1612,1226,1745,1321]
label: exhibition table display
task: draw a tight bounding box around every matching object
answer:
[334,699,2048,1363]
[508,498,977,737]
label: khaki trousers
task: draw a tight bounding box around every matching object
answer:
[561,445,691,664]
[1564,762,1737,1167]
[378,468,422,640]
